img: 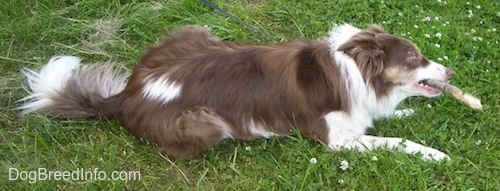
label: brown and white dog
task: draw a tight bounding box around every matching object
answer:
[19,24,454,161]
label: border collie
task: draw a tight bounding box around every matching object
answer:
[19,24,454,161]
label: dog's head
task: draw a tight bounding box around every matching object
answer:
[337,25,454,98]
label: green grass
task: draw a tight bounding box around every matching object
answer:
[1,0,499,190]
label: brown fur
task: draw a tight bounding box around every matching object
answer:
[105,26,350,157]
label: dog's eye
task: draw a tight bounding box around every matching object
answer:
[407,51,419,63]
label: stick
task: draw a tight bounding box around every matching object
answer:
[422,79,482,110]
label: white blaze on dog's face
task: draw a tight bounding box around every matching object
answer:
[408,59,452,97]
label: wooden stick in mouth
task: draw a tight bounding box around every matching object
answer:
[421,79,482,109]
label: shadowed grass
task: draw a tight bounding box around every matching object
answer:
[1,0,498,190]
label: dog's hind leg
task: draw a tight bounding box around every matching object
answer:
[158,106,232,158]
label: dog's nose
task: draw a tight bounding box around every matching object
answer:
[445,68,454,80]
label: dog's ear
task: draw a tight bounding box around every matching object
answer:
[364,24,385,34]
[337,25,387,77]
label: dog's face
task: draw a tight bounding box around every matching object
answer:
[380,35,454,97]
[338,26,454,98]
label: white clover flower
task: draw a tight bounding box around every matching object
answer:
[443,56,449,60]
[414,25,419,29]
[473,37,483,41]
[398,12,403,16]
[338,179,345,184]
[422,16,431,22]
[339,160,349,171]
[245,146,251,151]
[309,158,317,164]
[492,28,497,32]
[475,140,482,145]
[437,57,444,61]
[424,34,431,38]
[476,5,481,9]
[340,165,349,171]
[340,160,348,166]
[435,43,441,48]
[434,16,439,21]
[467,10,474,18]
[437,0,441,2]
[371,156,378,161]
[427,104,433,108]
[497,12,500,17]
[466,2,470,5]
[436,32,443,39]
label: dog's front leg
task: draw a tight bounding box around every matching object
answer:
[328,135,450,161]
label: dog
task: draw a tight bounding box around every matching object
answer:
[18,24,454,161]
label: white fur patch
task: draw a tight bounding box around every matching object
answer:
[326,23,361,50]
[222,129,233,139]
[324,111,368,149]
[142,76,182,103]
[414,60,447,82]
[248,120,276,138]
[17,56,81,113]
[327,24,370,106]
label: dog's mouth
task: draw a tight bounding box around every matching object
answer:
[414,79,441,95]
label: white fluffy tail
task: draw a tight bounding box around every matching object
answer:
[17,56,129,118]
[18,56,81,113]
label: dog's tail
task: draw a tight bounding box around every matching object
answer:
[17,56,129,119]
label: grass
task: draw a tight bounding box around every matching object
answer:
[1,0,498,190]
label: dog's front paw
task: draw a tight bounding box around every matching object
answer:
[420,149,451,162]
[403,140,451,162]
